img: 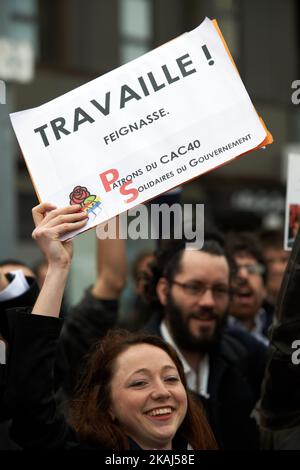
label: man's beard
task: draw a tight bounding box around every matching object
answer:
[164,293,227,354]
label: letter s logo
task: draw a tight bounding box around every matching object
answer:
[120,181,139,204]
[291,339,300,365]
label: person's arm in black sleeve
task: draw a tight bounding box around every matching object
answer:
[4,202,88,449]
[260,227,300,430]
[0,263,40,425]
[0,270,39,342]
[5,309,72,449]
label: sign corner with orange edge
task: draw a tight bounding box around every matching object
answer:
[212,18,273,150]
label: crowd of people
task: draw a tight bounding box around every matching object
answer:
[0,197,299,451]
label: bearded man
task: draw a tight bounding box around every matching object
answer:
[143,237,267,449]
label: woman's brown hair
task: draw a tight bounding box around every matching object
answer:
[68,329,218,450]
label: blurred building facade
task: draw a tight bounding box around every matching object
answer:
[0,0,299,303]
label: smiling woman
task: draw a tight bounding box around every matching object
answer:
[69,329,216,450]
[4,203,217,451]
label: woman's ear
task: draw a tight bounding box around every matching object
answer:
[156,277,169,306]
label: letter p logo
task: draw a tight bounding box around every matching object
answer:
[0,80,6,104]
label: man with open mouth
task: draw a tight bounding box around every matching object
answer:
[226,232,273,346]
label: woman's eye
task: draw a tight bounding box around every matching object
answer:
[165,376,180,383]
[130,380,147,387]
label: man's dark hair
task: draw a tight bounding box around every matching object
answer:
[131,250,154,284]
[0,258,32,269]
[144,230,234,315]
[259,228,284,250]
[226,232,268,284]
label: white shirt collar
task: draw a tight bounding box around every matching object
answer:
[160,321,210,398]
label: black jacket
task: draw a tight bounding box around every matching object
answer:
[0,275,39,343]
[0,276,39,449]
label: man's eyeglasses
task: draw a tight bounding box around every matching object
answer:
[170,280,231,299]
[235,264,265,276]
[265,256,289,265]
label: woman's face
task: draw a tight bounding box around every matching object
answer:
[109,344,187,450]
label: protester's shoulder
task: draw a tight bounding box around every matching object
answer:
[69,287,119,317]
[222,327,267,363]
[6,308,63,337]
[226,325,267,351]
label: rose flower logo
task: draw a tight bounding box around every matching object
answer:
[69,185,102,219]
[69,186,90,206]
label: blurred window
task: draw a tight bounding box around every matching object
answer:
[212,0,240,61]
[38,0,119,75]
[119,0,153,64]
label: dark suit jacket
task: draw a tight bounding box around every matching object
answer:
[0,276,39,449]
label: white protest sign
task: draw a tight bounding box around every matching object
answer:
[284,153,300,250]
[10,17,272,238]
